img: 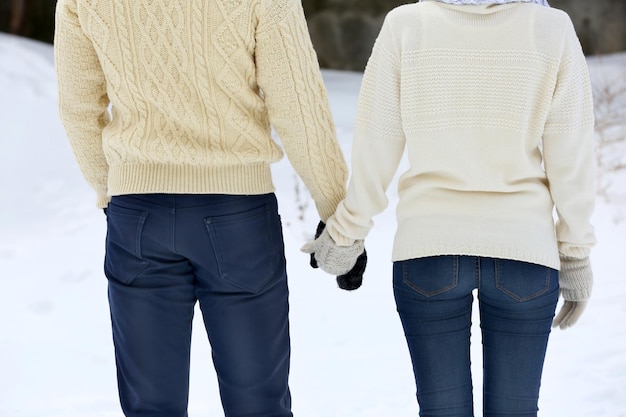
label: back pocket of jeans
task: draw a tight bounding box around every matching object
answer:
[104,205,149,285]
[204,204,282,293]
[494,259,553,302]
[401,256,459,297]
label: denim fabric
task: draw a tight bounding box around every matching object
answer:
[393,256,559,417]
[104,193,292,417]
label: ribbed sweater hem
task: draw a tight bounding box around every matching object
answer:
[107,163,275,197]
[390,216,562,269]
[392,245,561,270]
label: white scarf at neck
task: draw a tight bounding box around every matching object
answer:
[425,0,549,6]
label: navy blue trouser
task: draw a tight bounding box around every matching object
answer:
[104,193,292,417]
[393,256,559,417]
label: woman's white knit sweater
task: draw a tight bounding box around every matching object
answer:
[327,1,596,271]
[54,0,347,221]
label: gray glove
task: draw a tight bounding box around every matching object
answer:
[301,227,364,276]
[553,256,593,330]
[553,300,588,330]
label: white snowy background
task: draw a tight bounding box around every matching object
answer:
[0,33,625,417]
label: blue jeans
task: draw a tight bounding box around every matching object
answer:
[393,256,559,417]
[104,193,292,417]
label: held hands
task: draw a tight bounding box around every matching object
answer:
[552,256,593,330]
[302,221,367,290]
[301,222,364,275]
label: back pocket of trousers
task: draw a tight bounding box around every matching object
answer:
[400,256,459,297]
[104,205,149,285]
[495,259,553,302]
[204,204,282,293]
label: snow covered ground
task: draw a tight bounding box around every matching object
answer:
[0,33,625,417]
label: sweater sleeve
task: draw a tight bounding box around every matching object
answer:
[542,16,596,259]
[55,0,110,208]
[326,18,406,246]
[255,0,347,221]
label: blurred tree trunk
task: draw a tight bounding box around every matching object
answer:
[0,0,55,43]
[10,0,29,35]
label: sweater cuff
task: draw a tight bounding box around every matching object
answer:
[326,217,357,247]
[559,256,593,301]
[97,194,111,209]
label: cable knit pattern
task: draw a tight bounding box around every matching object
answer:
[55,0,347,220]
[256,0,348,219]
[327,2,596,271]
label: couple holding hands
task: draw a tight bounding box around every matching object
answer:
[55,0,595,416]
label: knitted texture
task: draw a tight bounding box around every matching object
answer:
[308,221,367,290]
[301,228,365,276]
[326,2,596,270]
[552,300,588,329]
[559,256,593,301]
[54,0,347,220]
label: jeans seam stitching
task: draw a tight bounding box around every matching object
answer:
[402,257,459,297]
[495,261,551,302]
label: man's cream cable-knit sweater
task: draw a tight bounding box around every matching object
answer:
[54,0,347,221]
[327,2,596,279]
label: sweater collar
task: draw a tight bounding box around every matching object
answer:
[421,0,549,6]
